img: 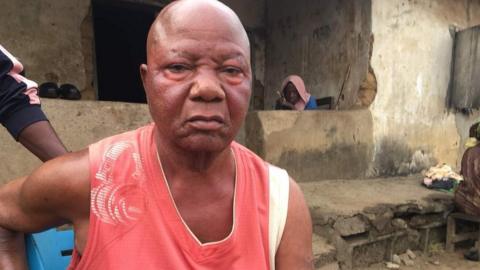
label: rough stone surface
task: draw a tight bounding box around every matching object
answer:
[301,175,454,269]
[406,249,417,260]
[392,254,401,265]
[301,175,453,222]
[333,216,368,237]
[313,233,337,269]
[399,253,415,266]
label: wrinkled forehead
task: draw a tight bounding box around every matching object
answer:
[147,0,250,59]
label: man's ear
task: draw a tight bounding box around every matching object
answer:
[140,64,148,87]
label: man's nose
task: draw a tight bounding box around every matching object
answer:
[189,71,225,102]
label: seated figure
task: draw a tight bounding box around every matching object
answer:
[455,122,480,261]
[275,75,317,110]
[455,122,480,216]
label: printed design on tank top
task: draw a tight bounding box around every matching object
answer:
[91,141,147,225]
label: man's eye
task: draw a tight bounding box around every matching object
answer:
[167,64,189,73]
[223,67,241,75]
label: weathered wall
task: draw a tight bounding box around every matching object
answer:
[0,0,94,98]
[370,0,480,176]
[264,0,371,109]
[4,0,480,183]
[245,110,374,182]
[221,0,265,29]
[0,100,151,183]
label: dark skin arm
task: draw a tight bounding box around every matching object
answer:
[276,178,314,269]
[17,120,68,162]
[0,150,90,269]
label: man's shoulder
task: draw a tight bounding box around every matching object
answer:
[91,123,154,146]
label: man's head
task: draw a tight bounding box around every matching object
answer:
[140,0,252,153]
[470,122,480,140]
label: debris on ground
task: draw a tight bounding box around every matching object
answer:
[385,262,400,269]
[406,249,417,260]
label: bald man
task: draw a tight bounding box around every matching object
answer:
[0,1,313,269]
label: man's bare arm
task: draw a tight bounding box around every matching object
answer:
[0,149,90,269]
[275,178,314,270]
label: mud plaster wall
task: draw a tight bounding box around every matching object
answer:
[264,0,371,110]
[370,0,480,176]
[0,0,94,99]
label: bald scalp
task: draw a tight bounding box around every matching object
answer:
[146,0,250,60]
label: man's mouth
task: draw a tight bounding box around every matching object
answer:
[186,115,225,130]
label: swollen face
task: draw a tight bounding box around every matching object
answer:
[143,19,252,153]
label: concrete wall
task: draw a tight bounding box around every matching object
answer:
[245,110,374,182]
[0,100,151,183]
[370,0,480,176]
[264,0,371,109]
[0,0,94,98]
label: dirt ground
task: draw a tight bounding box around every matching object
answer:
[358,249,480,270]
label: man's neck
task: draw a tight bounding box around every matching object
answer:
[155,137,235,186]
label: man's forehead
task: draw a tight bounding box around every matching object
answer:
[147,0,249,56]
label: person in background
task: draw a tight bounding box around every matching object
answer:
[275,75,317,110]
[0,45,67,162]
[455,122,480,261]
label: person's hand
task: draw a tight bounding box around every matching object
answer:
[275,97,295,110]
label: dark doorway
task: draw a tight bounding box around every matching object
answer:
[92,1,162,103]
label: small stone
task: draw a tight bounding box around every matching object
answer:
[392,254,402,265]
[429,260,440,265]
[406,249,416,260]
[400,254,414,266]
[385,262,400,269]
[404,259,414,266]
[392,218,408,229]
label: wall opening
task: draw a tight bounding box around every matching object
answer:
[92,0,161,103]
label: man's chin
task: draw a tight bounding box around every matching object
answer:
[175,134,232,153]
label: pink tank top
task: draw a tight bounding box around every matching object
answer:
[68,124,273,269]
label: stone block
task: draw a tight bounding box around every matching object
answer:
[333,216,368,237]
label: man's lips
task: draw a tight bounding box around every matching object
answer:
[186,115,225,130]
